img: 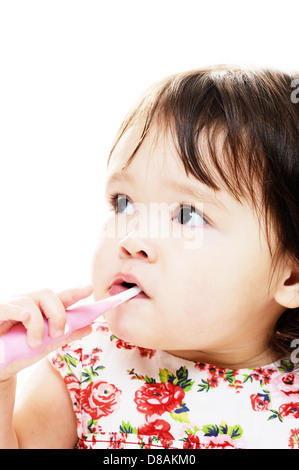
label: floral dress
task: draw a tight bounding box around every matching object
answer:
[49,320,299,449]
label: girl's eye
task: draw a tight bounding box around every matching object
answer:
[174,204,207,227]
[111,194,135,215]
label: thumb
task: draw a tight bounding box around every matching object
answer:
[57,285,94,309]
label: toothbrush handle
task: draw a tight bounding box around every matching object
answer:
[0,287,141,370]
[0,305,102,370]
[0,318,62,369]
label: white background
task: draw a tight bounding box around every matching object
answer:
[0,0,298,392]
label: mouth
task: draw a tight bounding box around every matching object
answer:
[109,274,150,299]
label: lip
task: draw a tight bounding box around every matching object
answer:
[109,273,149,299]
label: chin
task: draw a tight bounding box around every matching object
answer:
[106,317,153,349]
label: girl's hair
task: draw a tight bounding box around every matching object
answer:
[109,65,299,365]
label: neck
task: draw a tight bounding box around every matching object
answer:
[166,346,280,369]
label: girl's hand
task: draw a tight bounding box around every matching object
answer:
[0,285,93,380]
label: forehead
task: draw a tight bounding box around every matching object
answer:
[108,124,231,192]
[108,125,184,180]
[109,124,171,163]
[107,126,236,213]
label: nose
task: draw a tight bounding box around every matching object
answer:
[118,232,158,263]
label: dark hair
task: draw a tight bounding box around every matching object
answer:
[109,65,299,364]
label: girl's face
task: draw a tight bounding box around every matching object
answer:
[92,126,286,367]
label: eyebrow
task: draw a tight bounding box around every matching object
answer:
[105,172,131,193]
[106,171,229,212]
[169,181,229,211]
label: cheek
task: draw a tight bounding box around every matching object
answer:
[157,248,208,315]
[159,239,245,318]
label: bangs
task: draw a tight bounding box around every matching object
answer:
[110,67,268,208]
[165,119,263,206]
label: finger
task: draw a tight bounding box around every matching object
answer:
[0,305,30,336]
[57,285,94,309]
[0,319,24,336]
[21,302,45,349]
[0,303,30,323]
[33,290,67,340]
[30,286,93,340]
[57,325,92,346]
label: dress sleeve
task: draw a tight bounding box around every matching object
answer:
[48,340,83,417]
[49,339,83,380]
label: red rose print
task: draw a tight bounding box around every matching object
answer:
[288,428,299,448]
[250,393,271,411]
[134,381,185,418]
[251,367,276,385]
[137,347,156,358]
[138,419,174,446]
[81,379,122,420]
[279,402,299,419]
[64,374,79,391]
[108,432,128,449]
[115,338,135,350]
[281,374,299,396]
[282,374,295,386]
[83,348,102,367]
[183,433,201,449]
[205,436,235,449]
[94,323,109,334]
[64,375,80,407]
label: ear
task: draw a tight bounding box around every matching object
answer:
[274,265,299,309]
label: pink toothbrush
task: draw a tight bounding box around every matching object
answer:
[0,286,141,369]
